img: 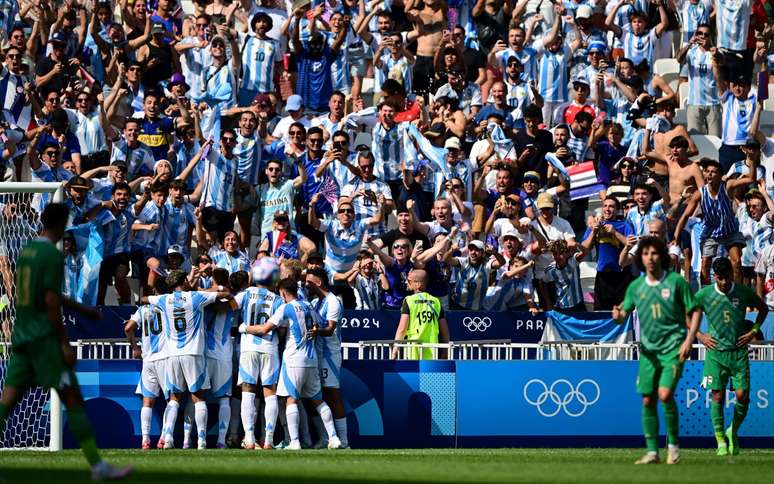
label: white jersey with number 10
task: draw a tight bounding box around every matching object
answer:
[131,304,167,362]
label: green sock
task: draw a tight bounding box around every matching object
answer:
[731,400,749,434]
[0,401,9,431]
[663,399,679,446]
[711,401,725,445]
[67,406,101,466]
[642,404,659,453]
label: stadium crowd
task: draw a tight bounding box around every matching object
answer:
[0,0,773,315]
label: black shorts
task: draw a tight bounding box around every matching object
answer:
[201,207,235,240]
[102,252,130,274]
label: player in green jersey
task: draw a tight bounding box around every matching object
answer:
[695,257,767,456]
[0,204,131,481]
[613,236,702,465]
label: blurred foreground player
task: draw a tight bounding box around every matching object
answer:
[0,203,132,480]
[695,257,767,456]
[613,237,701,465]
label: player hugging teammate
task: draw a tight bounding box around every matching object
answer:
[126,257,347,450]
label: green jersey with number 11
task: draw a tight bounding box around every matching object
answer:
[695,283,760,351]
[622,271,698,354]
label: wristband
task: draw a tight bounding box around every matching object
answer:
[751,324,761,334]
[217,285,224,292]
[238,323,247,334]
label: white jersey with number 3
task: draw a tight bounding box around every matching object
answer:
[148,291,219,357]
[235,287,283,353]
[269,300,321,368]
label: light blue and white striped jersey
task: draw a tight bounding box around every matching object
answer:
[725,159,766,181]
[148,291,219,357]
[235,286,283,353]
[239,34,280,94]
[700,182,739,239]
[194,63,237,108]
[452,258,496,310]
[311,113,344,151]
[131,304,167,362]
[434,82,483,117]
[484,275,534,311]
[496,46,538,82]
[503,78,533,116]
[31,164,73,214]
[621,24,658,67]
[328,30,353,94]
[71,109,107,154]
[210,248,251,274]
[313,292,343,362]
[738,204,774,267]
[721,89,756,146]
[371,121,408,182]
[235,129,262,186]
[626,200,666,236]
[201,148,239,212]
[258,179,296,236]
[132,201,168,256]
[173,139,204,191]
[353,273,382,310]
[204,306,237,360]
[533,42,572,103]
[716,0,751,51]
[374,54,412,94]
[681,0,712,42]
[102,208,133,256]
[269,299,323,368]
[110,139,156,180]
[545,257,584,309]
[164,200,195,256]
[686,45,720,106]
[180,36,213,101]
[320,218,368,274]
[0,66,33,131]
[341,178,392,237]
[606,1,635,49]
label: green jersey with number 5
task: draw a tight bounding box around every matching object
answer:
[622,271,698,354]
[695,283,761,351]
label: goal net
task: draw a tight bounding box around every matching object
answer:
[0,182,64,450]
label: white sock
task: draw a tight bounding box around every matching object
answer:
[263,395,278,446]
[286,403,300,444]
[141,407,152,440]
[315,403,337,439]
[298,403,312,446]
[217,398,230,445]
[255,397,264,443]
[668,444,679,451]
[334,417,348,447]
[163,401,180,444]
[182,401,194,446]
[228,396,241,441]
[312,415,328,444]
[241,393,256,444]
[195,401,208,443]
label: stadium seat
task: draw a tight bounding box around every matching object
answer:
[674,108,687,126]
[760,110,774,132]
[354,132,373,148]
[654,58,680,85]
[691,134,721,161]
[764,84,774,111]
[678,82,688,108]
[361,77,375,94]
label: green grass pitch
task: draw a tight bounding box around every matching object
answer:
[1,448,773,483]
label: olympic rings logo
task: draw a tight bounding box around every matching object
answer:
[523,379,601,417]
[462,316,492,332]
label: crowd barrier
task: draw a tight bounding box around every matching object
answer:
[65,358,774,449]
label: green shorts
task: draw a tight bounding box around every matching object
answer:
[637,348,684,395]
[702,349,750,391]
[5,335,78,391]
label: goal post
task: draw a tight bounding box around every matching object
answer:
[0,182,65,451]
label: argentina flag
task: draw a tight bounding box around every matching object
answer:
[66,216,108,305]
[541,310,634,360]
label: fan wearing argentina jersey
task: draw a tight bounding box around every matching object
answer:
[738,184,774,283]
[446,239,505,311]
[711,53,756,172]
[143,270,233,450]
[200,130,239,242]
[606,2,669,68]
[237,13,281,106]
[305,268,348,449]
[674,157,756,285]
[131,181,170,296]
[715,0,751,53]
[0,45,34,131]
[625,183,669,237]
[97,183,134,306]
[164,180,196,269]
[201,271,242,449]
[239,278,342,450]
[210,231,251,274]
[373,32,415,97]
[327,12,354,95]
[124,279,169,450]
[233,110,265,248]
[340,149,394,238]
[311,93,346,152]
[489,26,538,83]
[234,259,283,450]
[613,236,702,465]
[680,0,712,43]
[695,257,768,457]
[675,24,721,137]
[308,193,385,277]
[109,119,157,180]
[371,101,412,198]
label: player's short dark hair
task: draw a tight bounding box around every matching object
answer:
[149,181,169,193]
[331,129,348,141]
[635,236,670,273]
[603,196,620,209]
[229,270,249,291]
[331,91,345,101]
[574,111,594,125]
[523,103,543,121]
[307,126,323,138]
[41,203,69,231]
[212,267,230,286]
[112,182,131,194]
[712,257,733,278]
[169,179,187,191]
[669,136,689,149]
[266,159,282,169]
[632,182,651,193]
[306,267,330,288]
[166,269,188,289]
[277,277,298,296]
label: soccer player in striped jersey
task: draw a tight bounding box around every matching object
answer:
[694,257,767,456]
[235,259,283,449]
[675,24,721,137]
[306,267,348,449]
[237,13,281,106]
[606,3,669,69]
[125,279,169,450]
[613,236,702,465]
[145,270,233,450]
[674,157,757,284]
[240,277,342,450]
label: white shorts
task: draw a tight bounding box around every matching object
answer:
[136,358,167,398]
[318,351,341,389]
[277,366,321,400]
[207,357,233,398]
[165,355,209,394]
[237,351,280,387]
